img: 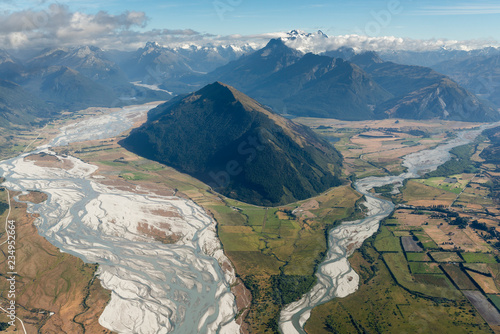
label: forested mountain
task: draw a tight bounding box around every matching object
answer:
[122,82,343,206]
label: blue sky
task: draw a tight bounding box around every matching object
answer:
[0,0,499,50]
[48,0,500,40]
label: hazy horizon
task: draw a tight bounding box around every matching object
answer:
[1,1,499,52]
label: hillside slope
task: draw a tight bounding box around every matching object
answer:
[0,79,54,127]
[350,52,499,121]
[122,82,343,206]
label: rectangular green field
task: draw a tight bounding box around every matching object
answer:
[374,226,402,252]
[383,252,462,300]
[461,253,498,264]
[119,171,152,181]
[488,295,500,311]
[413,274,457,290]
[413,231,439,250]
[416,175,469,195]
[430,252,464,263]
[406,252,431,262]
[388,225,423,232]
[136,162,165,171]
[244,208,268,226]
[384,218,399,225]
[441,264,477,290]
[98,160,129,167]
[393,230,412,237]
[208,205,247,226]
[409,262,443,274]
[219,229,262,252]
[264,209,283,230]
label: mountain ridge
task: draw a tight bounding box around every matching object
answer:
[207,40,498,121]
[350,51,499,121]
[122,82,343,206]
[0,79,54,127]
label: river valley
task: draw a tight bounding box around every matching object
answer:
[279,122,500,333]
[0,104,240,334]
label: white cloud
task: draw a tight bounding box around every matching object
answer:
[195,30,499,53]
[278,32,499,53]
[0,4,231,50]
[0,4,159,49]
[413,4,500,15]
[0,4,498,53]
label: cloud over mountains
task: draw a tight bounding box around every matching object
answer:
[277,30,499,53]
[0,3,498,52]
[0,4,209,50]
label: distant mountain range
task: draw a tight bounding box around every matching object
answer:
[24,46,171,106]
[110,42,256,94]
[0,50,24,82]
[0,46,172,127]
[270,30,500,113]
[0,42,258,128]
[0,79,54,127]
[375,48,500,109]
[205,39,498,121]
[1,33,499,128]
[122,82,342,206]
[205,39,389,120]
[379,47,500,68]
[431,54,500,108]
[348,52,498,121]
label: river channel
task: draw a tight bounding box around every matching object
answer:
[279,122,500,334]
[1,103,497,334]
[0,104,240,334]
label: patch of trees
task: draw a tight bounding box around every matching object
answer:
[0,199,8,216]
[270,274,316,306]
[425,144,479,178]
[469,220,499,241]
[447,217,500,240]
[384,128,428,137]
[470,220,488,231]
[449,216,468,229]
[480,126,500,164]
[242,275,260,301]
[373,184,393,194]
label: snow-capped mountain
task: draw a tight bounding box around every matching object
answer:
[281,29,330,53]
[173,43,256,72]
[205,38,499,122]
[274,30,500,59]
[284,29,329,40]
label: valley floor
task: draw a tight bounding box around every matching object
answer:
[298,117,500,334]
[1,110,500,333]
